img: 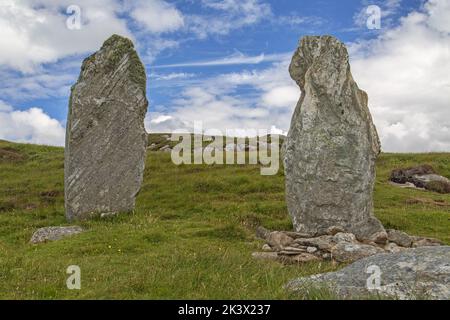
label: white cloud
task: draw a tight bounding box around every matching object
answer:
[350,0,450,152]
[128,0,184,33]
[146,56,299,135]
[155,51,290,68]
[0,100,13,112]
[0,0,132,73]
[353,0,402,28]
[0,103,65,146]
[150,72,194,81]
[262,86,299,108]
[187,0,271,39]
[0,67,75,101]
[425,0,450,32]
[151,115,173,124]
[143,38,180,64]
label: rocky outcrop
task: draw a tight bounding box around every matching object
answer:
[285,35,385,241]
[390,165,450,194]
[30,226,84,244]
[286,246,450,300]
[65,35,148,221]
[253,226,443,264]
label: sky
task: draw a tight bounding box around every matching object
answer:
[0,0,449,152]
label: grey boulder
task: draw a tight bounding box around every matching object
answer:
[30,226,84,244]
[287,246,450,300]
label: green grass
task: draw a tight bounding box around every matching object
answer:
[0,139,449,299]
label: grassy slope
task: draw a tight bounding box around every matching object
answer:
[0,139,449,299]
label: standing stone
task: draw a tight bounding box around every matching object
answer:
[285,35,385,241]
[65,34,148,221]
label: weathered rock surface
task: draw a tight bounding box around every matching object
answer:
[65,34,148,221]
[253,226,443,265]
[390,165,450,194]
[30,226,84,244]
[331,242,384,263]
[266,231,294,251]
[387,229,412,248]
[285,35,385,241]
[411,236,443,248]
[286,246,450,300]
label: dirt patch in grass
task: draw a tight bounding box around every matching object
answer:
[426,181,450,194]
[39,190,63,204]
[0,201,16,212]
[192,225,248,241]
[0,147,26,162]
[238,213,262,229]
[405,197,450,207]
[143,232,168,244]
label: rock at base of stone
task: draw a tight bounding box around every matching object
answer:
[266,231,294,251]
[252,252,279,262]
[65,34,148,221]
[254,226,444,265]
[286,246,450,300]
[330,242,384,263]
[285,35,385,241]
[387,229,413,248]
[30,226,84,244]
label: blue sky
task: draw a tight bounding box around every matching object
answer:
[0,0,449,152]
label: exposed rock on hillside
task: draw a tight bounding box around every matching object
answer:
[286,246,450,300]
[390,165,450,194]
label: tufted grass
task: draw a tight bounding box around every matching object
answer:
[0,138,449,299]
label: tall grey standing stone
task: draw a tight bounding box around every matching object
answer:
[285,35,385,241]
[65,34,148,221]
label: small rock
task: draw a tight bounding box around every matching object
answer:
[367,231,388,245]
[100,212,118,218]
[307,246,318,254]
[252,252,278,261]
[331,242,384,263]
[384,242,407,253]
[147,143,157,150]
[159,145,171,152]
[282,231,315,239]
[387,229,413,247]
[412,236,443,248]
[266,231,294,251]
[279,247,307,255]
[30,226,84,244]
[333,232,357,243]
[255,226,270,240]
[326,226,345,236]
[322,253,331,260]
[290,253,320,264]
[294,235,335,251]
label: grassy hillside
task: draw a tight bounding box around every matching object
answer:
[0,138,449,299]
